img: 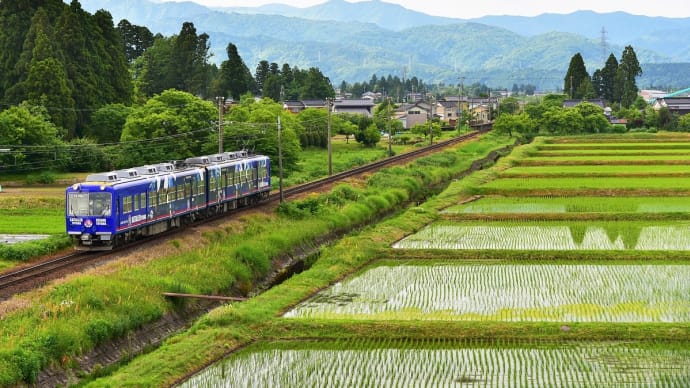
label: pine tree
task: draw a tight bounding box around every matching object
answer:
[616,45,642,108]
[25,25,76,132]
[117,19,154,63]
[600,53,619,102]
[218,43,254,100]
[255,60,270,94]
[563,53,590,99]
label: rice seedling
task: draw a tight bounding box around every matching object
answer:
[393,220,690,250]
[444,196,690,214]
[501,165,690,177]
[180,339,690,387]
[524,154,690,162]
[479,177,690,192]
[284,263,690,322]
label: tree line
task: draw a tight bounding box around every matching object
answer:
[563,46,642,108]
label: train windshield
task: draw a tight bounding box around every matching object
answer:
[68,192,112,216]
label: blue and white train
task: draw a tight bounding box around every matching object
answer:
[66,151,270,250]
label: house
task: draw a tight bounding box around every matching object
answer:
[283,100,307,114]
[361,91,378,101]
[562,99,606,109]
[435,97,498,126]
[332,99,376,117]
[653,97,690,116]
[470,104,491,124]
[282,99,327,114]
[640,89,668,103]
[395,101,433,129]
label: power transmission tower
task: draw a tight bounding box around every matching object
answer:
[600,26,608,63]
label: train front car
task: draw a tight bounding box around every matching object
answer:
[66,176,117,250]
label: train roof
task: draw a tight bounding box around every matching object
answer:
[78,151,265,187]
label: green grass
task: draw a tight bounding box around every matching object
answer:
[0,195,64,234]
[501,164,690,177]
[536,142,690,150]
[476,176,690,193]
[279,133,458,187]
[525,154,690,162]
[445,196,690,214]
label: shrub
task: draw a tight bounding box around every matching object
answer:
[86,319,114,345]
[610,124,628,133]
[235,244,271,277]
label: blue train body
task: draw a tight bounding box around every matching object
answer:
[66,151,270,250]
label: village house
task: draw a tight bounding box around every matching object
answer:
[652,97,690,116]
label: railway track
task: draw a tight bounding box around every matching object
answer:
[0,251,95,299]
[0,130,484,300]
[275,130,483,199]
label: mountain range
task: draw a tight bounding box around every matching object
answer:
[78,0,690,91]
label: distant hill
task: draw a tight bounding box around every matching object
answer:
[78,0,690,90]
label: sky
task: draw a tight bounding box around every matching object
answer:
[169,0,690,19]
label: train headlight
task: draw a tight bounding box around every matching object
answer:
[84,219,93,228]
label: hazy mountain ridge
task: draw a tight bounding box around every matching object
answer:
[78,0,690,90]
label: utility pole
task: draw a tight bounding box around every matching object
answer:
[457,76,465,132]
[277,116,284,203]
[428,95,434,145]
[570,75,574,99]
[216,96,224,153]
[387,96,392,157]
[326,97,333,175]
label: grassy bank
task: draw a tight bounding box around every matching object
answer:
[0,132,514,386]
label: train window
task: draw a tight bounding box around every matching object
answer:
[67,192,112,216]
[133,193,139,211]
[197,178,204,195]
[177,182,184,199]
[123,196,132,213]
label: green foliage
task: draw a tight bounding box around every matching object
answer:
[355,124,382,147]
[610,124,628,133]
[119,89,216,166]
[86,103,133,143]
[235,243,271,277]
[24,171,54,185]
[214,43,255,100]
[0,235,71,261]
[116,19,154,63]
[277,197,323,219]
[563,53,590,99]
[61,138,109,172]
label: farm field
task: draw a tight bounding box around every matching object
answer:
[444,196,690,214]
[392,220,690,250]
[264,134,690,386]
[0,188,64,234]
[182,339,690,387]
[500,165,690,177]
[285,261,690,322]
